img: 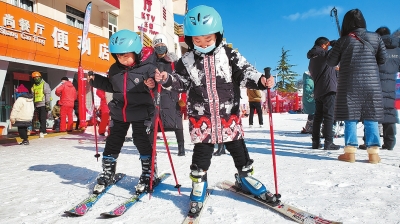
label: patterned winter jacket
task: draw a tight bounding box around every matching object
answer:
[162,43,266,144]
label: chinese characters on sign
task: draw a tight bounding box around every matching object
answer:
[0,13,109,61]
[138,0,159,35]
[98,43,109,60]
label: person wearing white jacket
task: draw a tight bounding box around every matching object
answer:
[10,93,35,145]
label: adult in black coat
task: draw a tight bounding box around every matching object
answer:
[307,37,340,150]
[375,27,400,150]
[326,9,387,164]
[151,33,185,156]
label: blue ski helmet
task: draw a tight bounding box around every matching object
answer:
[183,5,223,37]
[183,5,224,49]
[109,29,142,54]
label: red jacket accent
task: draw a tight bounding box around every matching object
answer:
[96,89,110,113]
[141,47,154,62]
[55,81,77,107]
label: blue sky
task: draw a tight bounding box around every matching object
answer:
[174,0,400,80]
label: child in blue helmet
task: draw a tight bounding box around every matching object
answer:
[87,29,159,194]
[153,5,278,216]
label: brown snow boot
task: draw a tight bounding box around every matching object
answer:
[338,146,356,163]
[367,146,381,164]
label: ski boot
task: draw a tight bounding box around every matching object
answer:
[93,155,118,194]
[135,155,159,194]
[234,160,279,206]
[189,164,208,216]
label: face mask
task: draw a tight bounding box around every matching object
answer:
[34,77,42,84]
[155,46,167,55]
[194,43,216,54]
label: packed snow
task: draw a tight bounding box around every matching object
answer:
[1,113,399,224]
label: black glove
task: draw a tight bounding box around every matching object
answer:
[45,102,51,111]
[330,40,337,47]
[88,71,94,80]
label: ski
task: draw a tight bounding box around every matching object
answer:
[181,188,213,224]
[78,139,106,144]
[64,173,125,216]
[100,172,171,217]
[218,181,343,224]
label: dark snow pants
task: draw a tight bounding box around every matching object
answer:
[312,92,336,143]
[104,119,152,157]
[192,139,251,171]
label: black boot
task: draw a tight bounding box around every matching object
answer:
[178,143,185,156]
[94,155,118,194]
[324,141,340,150]
[135,155,158,193]
[213,143,226,156]
[312,138,321,149]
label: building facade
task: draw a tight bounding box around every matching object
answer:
[0,0,186,134]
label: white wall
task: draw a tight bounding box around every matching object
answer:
[133,0,176,51]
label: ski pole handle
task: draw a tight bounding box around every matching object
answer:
[264,67,271,79]
[264,67,272,89]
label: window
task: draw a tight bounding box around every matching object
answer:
[108,13,117,38]
[66,5,84,29]
[11,0,33,12]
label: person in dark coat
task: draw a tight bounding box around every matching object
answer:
[326,9,387,163]
[88,30,158,195]
[374,27,400,150]
[307,37,340,150]
[151,33,186,156]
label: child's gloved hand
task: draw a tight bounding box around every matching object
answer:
[144,78,155,89]
[261,76,275,89]
[154,69,168,82]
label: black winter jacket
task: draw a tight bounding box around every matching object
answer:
[327,28,387,121]
[378,35,400,124]
[162,43,266,144]
[90,47,157,122]
[153,52,184,130]
[307,45,337,99]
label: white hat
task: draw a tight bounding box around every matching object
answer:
[152,34,168,47]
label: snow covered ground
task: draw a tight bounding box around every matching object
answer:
[1,113,400,224]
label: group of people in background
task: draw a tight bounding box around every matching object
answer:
[305,9,399,163]
[10,67,117,143]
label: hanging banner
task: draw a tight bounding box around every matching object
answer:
[80,2,92,56]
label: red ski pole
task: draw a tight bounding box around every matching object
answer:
[264,67,280,197]
[148,79,181,198]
